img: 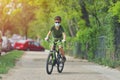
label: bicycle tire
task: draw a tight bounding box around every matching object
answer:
[57,54,64,73]
[46,53,54,74]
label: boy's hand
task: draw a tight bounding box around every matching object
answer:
[45,36,49,41]
[62,39,66,42]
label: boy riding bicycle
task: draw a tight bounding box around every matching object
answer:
[45,16,66,62]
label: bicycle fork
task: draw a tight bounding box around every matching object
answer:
[51,51,57,66]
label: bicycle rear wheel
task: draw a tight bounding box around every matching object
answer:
[57,54,64,73]
[46,53,54,74]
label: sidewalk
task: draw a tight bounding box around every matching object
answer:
[1,51,120,80]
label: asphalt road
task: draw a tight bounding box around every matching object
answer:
[1,51,120,80]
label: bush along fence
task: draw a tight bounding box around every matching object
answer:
[66,36,120,68]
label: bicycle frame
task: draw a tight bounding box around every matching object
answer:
[50,41,61,65]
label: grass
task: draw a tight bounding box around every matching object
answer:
[0,50,24,74]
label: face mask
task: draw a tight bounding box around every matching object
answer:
[55,23,60,27]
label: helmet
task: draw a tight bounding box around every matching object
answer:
[54,16,61,21]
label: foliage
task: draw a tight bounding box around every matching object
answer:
[73,0,118,68]
[0,50,24,74]
[109,1,120,22]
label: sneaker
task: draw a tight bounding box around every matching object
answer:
[63,56,66,62]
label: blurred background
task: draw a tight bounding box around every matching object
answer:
[0,0,120,68]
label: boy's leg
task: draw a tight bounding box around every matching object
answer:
[59,46,66,62]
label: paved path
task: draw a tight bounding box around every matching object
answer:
[1,51,120,80]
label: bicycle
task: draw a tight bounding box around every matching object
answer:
[46,40,65,74]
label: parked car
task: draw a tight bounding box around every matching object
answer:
[14,40,45,51]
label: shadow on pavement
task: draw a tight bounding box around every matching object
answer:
[52,71,101,75]
[0,76,2,80]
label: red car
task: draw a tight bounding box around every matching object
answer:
[14,40,45,51]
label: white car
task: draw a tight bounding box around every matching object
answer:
[2,36,13,52]
[2,36,8,49]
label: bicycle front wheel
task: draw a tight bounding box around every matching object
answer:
[57,55,64,73]
[46,53,53,74]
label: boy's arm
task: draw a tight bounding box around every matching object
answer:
[62,32,66,41]
[45,31,51,40]
[47,31,51,37]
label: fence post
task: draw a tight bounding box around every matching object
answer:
[73,42,81,58]
[96,36,106,58]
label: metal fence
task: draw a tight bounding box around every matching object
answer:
[67,36,119,60]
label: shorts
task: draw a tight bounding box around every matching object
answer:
[51,38,63,48]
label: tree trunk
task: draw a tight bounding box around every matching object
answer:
[68,20,77,37]
[79,0,90,27]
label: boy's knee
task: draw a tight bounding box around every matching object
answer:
[59,45,63,49]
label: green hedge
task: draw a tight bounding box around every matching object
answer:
[0,50,24,74]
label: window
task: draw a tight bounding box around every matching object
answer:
[34,42,40,47]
